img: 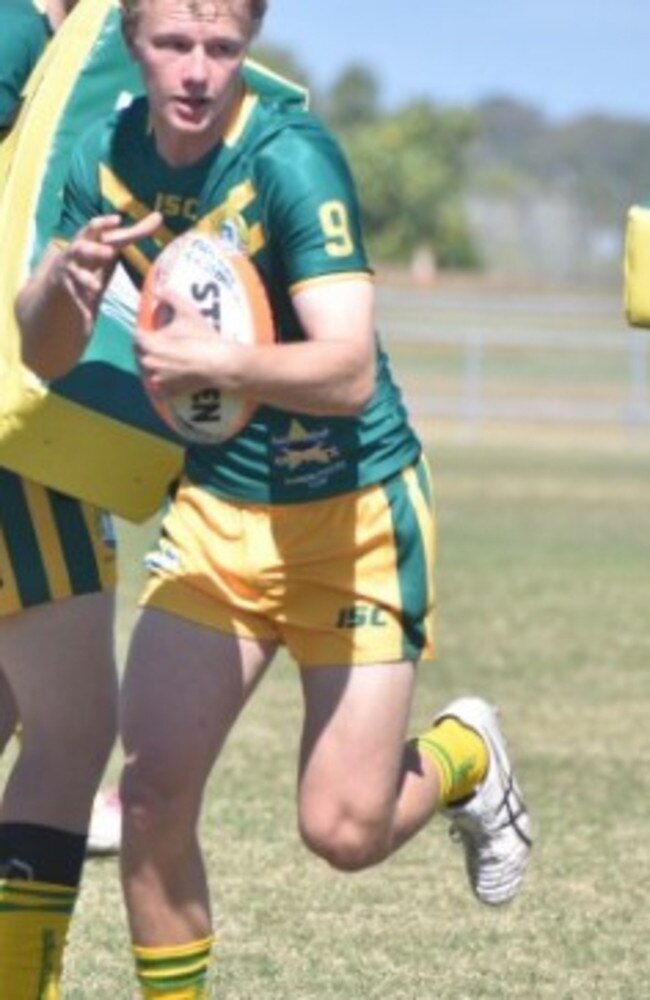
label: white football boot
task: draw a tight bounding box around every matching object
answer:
[86,788,122,857]
[434,696,532,905]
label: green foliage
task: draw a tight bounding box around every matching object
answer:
[249,47,481,268]
[323,65,382,130]
[337,102,480,267]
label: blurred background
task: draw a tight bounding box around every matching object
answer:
[258,0,650,288]
[250,0,650,438]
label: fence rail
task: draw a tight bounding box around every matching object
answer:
[377,285,650,430]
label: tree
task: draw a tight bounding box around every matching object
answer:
[338,100,480,267]
[325,65,382,131]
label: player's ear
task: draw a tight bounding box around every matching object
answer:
[121,21,135,55]
[119,2,138,54]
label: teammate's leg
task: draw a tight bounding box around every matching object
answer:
[0,593,116,827]
[0,669,18,756]
[119,608,277,997]
[0,591,117,998]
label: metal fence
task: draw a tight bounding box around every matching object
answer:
[377,284,650,431]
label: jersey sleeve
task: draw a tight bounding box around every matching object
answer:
[0,11,50,128]
[255,119,372,289]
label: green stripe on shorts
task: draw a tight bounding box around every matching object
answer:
[48,490,102,595]
[0,470,50,607]
[383,467,429,660]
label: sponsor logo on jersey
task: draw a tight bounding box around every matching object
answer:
[336,604,388,629]
[154,193,199,221]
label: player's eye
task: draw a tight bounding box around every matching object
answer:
[153,33,191,53]
[207,40,245,59]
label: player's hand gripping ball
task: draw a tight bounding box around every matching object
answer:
[138,232,274,444]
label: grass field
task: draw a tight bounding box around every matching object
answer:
[7,285,650,998]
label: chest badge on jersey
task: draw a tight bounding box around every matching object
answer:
[272,419,342,482]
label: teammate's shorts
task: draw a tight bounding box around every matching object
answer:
[140,457,436,667]
[0,469,116,617]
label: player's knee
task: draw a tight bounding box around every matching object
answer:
[299,807,390,872]
[119,759,196,844]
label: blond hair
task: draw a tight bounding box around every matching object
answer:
[120,0,267,38]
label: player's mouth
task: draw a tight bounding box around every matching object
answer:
[173,96,212,121]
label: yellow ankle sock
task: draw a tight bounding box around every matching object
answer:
[134,935,215,998]
[0,879,77,1000]
[415,717,489,806]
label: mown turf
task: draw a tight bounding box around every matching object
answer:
[60,431,650,999]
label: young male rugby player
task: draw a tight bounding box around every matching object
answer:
[17,0,533,994]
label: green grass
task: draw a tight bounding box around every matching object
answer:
[58,432,650,998]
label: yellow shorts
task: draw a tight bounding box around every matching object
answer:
[140,459,436,667]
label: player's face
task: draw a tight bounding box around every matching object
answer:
[128,0,254,166]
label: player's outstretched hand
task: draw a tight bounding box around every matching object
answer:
[59,211,162,329]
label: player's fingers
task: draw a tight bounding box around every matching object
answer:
[62,264,105,308]
[81,214,124,241]
[102,211,164,248]
[68,238,118,269]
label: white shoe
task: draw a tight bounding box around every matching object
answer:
[435,696,532,906]
[86,788,122,857]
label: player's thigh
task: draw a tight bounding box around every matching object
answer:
[0,591,117,747]
[297,660,416,824]
[121,608,277,803]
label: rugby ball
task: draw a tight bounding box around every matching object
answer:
[138,232,274,444]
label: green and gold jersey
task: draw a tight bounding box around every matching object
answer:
[56,91,421,504]
[0,0,52,131]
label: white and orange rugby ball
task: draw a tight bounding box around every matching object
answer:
[138,231,274,445]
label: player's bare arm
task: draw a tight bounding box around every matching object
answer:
[17,210,162,381]
[135,276,376,417]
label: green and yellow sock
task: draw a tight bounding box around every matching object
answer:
[134,935,215,998]
[0,822,86,1000]
[414,717,489,807]
[0,879,78,999]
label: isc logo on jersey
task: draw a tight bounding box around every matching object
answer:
[138,232,274,444]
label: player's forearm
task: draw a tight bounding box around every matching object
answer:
[16,254,91,381]
[221,338,376,416]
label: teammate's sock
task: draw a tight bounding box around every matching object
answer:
[134,935,215,998]
[414,717,489,806]
[0,822,86,1000]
